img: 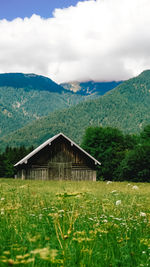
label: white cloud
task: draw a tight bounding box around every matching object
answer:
[0,0,150,83]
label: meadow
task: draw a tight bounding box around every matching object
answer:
[0,179,149,266]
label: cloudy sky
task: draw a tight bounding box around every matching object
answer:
[0,0,150,83]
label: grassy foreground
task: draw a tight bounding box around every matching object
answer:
[0,179,149,266]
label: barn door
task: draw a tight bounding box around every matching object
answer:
[48,162,72,180]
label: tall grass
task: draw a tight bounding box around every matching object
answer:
[0,179,149,266]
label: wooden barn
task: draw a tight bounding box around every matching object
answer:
[14,133,101,181]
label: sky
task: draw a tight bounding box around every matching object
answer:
[0,0,150,83]
[0,0,83,20]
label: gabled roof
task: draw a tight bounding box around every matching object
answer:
[14,133,101,166]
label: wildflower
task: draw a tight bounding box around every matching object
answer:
[3,251,10,255]
[117,238,123,243]
[58,210,64,213]
[140,238,150,246]
[106,181,112,185]
[116,200,121,206]
[0,197,5,201]
[132,185,139,190]
[1,208,4,215]
[39,214,43,219]
[73,231,86,236]
[140,212,146,217]
[31,248,58,262]
[19,185,27,188]
[114,217,122,221]
[16,253,30,259]
[111,190,117,194]
[28,234,41,242]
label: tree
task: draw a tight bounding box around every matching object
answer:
[0,154,6,177]
[140,124,150,142]
[81,126,136,180]
[118,143,150,182]
[0,145,34,178]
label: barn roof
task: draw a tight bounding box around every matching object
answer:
[14,133,101,167]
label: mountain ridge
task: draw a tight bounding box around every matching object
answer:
[0,73,67,93]
[0,72,120,139]
[1,70,150,149]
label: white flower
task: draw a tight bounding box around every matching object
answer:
[111,190,117,194]
[140,212,146,217]
[114,217,122,221]
[39,214,43,219]
[116,200,121,206]
[0,197,5,201]
[106,181,112,185]
[19,185,26,188]
[1,208,4,215]
[132,185,139,190]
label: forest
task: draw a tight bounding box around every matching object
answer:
[0,125,150,182]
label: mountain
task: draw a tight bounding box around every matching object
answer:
[0,73,120,139]
[0,73,67,93]
[0,73,85,138]
[61,81,122,95]
[1,70,150,150]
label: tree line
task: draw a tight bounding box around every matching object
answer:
[0,146,34,178]
[0,125,150,182]
[81,125,150,182]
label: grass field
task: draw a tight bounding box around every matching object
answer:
[0,179,150,266]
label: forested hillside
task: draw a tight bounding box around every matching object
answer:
[0,73,85,137]
[1,70,150,149]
